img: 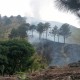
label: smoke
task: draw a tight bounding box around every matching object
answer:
[30,0,45,19]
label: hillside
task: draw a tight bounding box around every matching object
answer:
[27,17,80,45]
[31,39,80,66]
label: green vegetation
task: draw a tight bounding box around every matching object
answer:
[0,38,48,77]
[0,14,72,78]
[59,23,71,43]
[0,39,35,75]
[44,22,50,39]
[9,23,30,39]
[29,24,36,37]
[36,22,44,39]
[0,15,26,39]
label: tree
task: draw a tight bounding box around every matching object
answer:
[0,39,35,75]
[2,16,11,26]
[51,25,58,42]
[55,0,80,17]
[16,15,26,24]
[17,23,28,38]
[25,23,30,33]
[44,22,50,39]
[29,24,36,37]
[36,22,44,39]
[57,28,60,42]
[59,23,71,43]
[8,28,18,39]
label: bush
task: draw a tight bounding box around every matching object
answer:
[0,39,35,75]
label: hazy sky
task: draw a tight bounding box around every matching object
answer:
[0,0,80,28]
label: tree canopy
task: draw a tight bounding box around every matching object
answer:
[36,22,44,39]
[59,23,71,43]
[0,39,35,75]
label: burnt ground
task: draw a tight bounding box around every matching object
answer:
[29,67,80,80]
[0,67,80,80]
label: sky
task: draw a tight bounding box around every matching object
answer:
[0,0,80,28]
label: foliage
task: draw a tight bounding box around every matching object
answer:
[36,22,44,39]
[29,53,48,72]
[0,15,26,39]
[0,39,35,75]
[9,23,30,39]
[17,24,28,38]
[29,24,36,37]
[59,23,71,43]
[51,25,58,42]
[8,28,18,39]
[16,53,48,80]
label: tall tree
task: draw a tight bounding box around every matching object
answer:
[44,22,50,39]
[51,25,58,42]
[57,28,60,42]
[59,23,71,43]
[29,24,36,37]
[36,22,44,39]
[24,23,30,33]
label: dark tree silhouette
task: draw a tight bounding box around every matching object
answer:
[29,24,36,37]
[59,23,71,43]
[44,22,50,39]
[17,24,28,38]
[51,25,58,42]
[55,0,80,17]
[8,28,18,39]
[36,22,44,39]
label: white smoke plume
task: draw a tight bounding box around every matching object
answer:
[30,0,45,19]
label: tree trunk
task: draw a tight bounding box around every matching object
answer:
[64,36,66,43]
[58,35,59,42]
[32,30,33,37]
[54,35,55,42]
[46,30,47,39]
[39,34,41,40]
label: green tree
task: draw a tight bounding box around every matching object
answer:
[59,23,71,43]
[29,24,36,37]
[36,22,44,39]
[8,28,18,39]
[51,25,58,42]
[25,23,30,33]
[44,22,50,39]
[0,39,35,75]
[17,24,28,38]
